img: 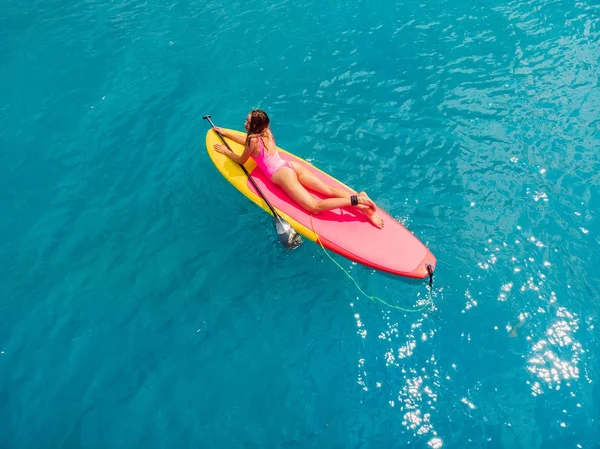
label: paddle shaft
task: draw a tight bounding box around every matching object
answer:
[203,116,281,219]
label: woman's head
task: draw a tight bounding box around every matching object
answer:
[244,109,270,135]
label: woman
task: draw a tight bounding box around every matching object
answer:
[213,109,384,228]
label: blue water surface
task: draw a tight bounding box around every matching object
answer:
[1,0,599,447]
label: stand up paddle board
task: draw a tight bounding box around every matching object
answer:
[205,128,436,279]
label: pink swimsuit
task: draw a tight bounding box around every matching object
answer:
[251,136,293,179]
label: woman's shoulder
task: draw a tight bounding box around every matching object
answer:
[245,134,262,153]
[246,133,260,145]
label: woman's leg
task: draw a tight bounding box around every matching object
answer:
[271,167,371,214]
[289,162,358,200]
[288,162,384,228]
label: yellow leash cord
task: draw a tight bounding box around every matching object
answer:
[308,214,432,313]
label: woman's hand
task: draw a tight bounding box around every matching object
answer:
[213,144,230,155]
[213,127,227,136]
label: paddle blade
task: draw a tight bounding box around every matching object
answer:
[275,216,302,250]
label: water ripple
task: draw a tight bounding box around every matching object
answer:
[1,0,599,447]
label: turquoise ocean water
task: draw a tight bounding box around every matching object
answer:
[1,0,599,447]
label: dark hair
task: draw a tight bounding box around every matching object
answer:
[246,109,270,143]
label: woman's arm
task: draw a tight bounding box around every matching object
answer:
[214,127,247,145]
[214,137,255,165]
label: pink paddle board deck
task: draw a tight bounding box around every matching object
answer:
[247,153,436,279]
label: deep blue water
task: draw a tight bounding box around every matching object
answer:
[1,0,599,447]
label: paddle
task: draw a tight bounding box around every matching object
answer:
[203,115,302,250]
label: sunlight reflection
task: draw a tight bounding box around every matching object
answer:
[462,289,478,312]
[527,306,583,396]
[354,313,367,339]
[353,288,443,447]
[461,397,477,409]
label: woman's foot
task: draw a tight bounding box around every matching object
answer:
[356,192,384,228]
[357,192,376,210]
[362,207,384,228]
